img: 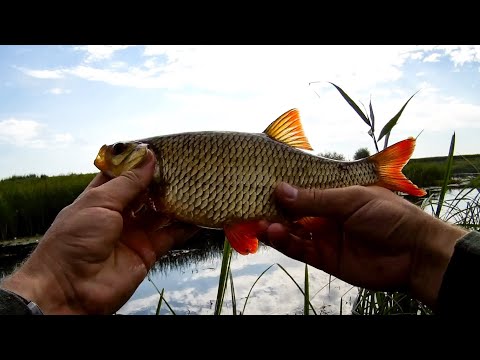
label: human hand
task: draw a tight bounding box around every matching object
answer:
[261,183,468,310]
[1,149,199,314]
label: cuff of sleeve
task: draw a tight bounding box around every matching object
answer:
[436,230,480,314]
[0,288,44,315]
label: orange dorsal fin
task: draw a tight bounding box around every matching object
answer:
[263,109,313,151]
[370,137,427,197]
[224,221,266,255]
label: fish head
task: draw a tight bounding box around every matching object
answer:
[94,141,149,177]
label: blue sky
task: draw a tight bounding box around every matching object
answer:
[0,45,479,180]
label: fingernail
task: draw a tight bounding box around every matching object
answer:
[280,183,298,201]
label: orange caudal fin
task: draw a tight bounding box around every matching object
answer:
[370,137,427,197]
[224,221,266,255]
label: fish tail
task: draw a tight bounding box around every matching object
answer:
[370,137,427,197]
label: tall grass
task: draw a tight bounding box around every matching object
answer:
[0,173,95,240]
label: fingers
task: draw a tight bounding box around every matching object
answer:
[262,221,342,277]
[264,223,312,264]
[148,223,200,257]
[92,149,156,212]
[274,182,379,220]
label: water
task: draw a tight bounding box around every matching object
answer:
[118,236,357,315]
[1,187,477,315]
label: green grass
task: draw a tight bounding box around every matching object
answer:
[3,84,478,316]
[0,173,95,241]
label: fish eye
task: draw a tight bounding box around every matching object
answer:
[112,142,126,155]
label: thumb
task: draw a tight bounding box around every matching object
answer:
[95,149,156,212]
[274,182,373,219]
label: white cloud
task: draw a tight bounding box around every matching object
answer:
[409,51,424,60]
[0,118,74,149]
[74,45,132,63]
[143,45,197,59]
[404,46,480,66]
[46,87,71,95]
[18,46,480,94]
[54,133,74,144]
[439,45,480,66]
[417,81,439,95]
[19,46,419,93]
[0,119,45,147]
[423,53,442,62]
[18,67,64,79]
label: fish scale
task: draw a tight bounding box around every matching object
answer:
[140,131,379,229]
[94,108,426,255]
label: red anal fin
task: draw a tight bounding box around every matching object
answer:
[296,216,329,232]
[224,221,265,255]
[263,109,314,151]
[370,137,427,197]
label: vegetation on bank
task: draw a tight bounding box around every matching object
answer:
[1,156,479,242]
[1,153,478,242]
[0,173,95,240]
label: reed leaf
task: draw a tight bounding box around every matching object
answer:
[241,264,275,315]
[369,98,375,132]
[214,236,232,315]
[378,90,419,142]
[148,275,176,315]
[229,267,237,315]
[329,82,371,126]
[304,263,309,316]
[155,288,165,315]
[435,132,455,218]
[276,263,318,315]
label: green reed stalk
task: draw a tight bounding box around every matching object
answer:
[155,288,165,315]
[148,275,176,315]
[436,133,456,218]
[276,264,318,315]
[304,264,310,316]
[241,264,275,315]
[214,237,232,315]
[229,267,237,315]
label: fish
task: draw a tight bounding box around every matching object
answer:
[94,108,426,255]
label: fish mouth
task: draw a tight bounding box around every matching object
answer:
[94,144,109,172]
[94,142,149,177]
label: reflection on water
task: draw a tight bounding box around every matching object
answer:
[4,188,475,315]
[0,243,36,279]
[117,229,357,315]
[0,229,356,315]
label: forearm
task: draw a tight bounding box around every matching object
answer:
[436,230,480,314]
[410,216,470,311]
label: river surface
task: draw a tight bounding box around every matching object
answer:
[1,187,477,315]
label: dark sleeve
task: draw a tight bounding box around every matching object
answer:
[0,288,43,315]
[436,230,480,314]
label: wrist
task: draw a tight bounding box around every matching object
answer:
[409,216,468,309]
[1,253,79,315]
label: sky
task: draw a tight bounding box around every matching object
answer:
[0,45,479,180]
